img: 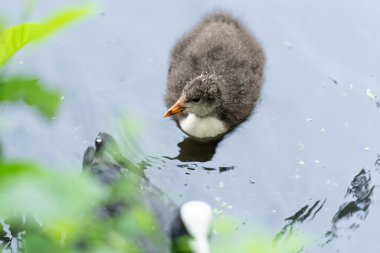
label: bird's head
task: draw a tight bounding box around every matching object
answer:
[164,74,221,118]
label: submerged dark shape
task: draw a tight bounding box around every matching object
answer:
[324,169,374,244]
[83,132,213,253]
[275,156,380,251]
[164,12,265,140]
[374,155,380,172]
[273,199,326,247]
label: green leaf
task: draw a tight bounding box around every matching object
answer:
[24,233,77,253]
[0,5,96,67]
[0,161,42,178]
[0,77,61,118]
[0,161,105,238]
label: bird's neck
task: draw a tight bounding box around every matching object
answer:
[179,113,227,139]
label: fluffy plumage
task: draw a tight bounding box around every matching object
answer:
[165,12,265,138]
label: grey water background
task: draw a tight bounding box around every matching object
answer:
[1,0,380,252]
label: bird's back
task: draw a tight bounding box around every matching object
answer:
[166,13,265,126]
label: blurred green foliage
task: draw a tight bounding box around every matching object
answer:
[0,5,95,119]
[211,225,307,253]
[0,146,305,253]
[0,77,60,118]
[0,161,104,240]
[0,158,164,253]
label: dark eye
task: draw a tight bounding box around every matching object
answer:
[192,98,200,102]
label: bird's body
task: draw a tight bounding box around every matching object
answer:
[83,132,213,253]
[164,13,265,140]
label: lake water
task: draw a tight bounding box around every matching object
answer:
[0,0,379,252]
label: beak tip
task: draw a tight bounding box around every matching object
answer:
[163,111,171,118]
[163,96,185,118]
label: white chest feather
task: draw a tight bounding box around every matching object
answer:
[179,114,227,139]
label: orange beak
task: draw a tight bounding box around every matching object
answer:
[163,96,185,118]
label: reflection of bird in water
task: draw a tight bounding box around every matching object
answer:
[274,164,377,250]
[164,13,265,141]
[273,199,326,249]
[83,132,213,253]
[166,137,222,162]
[324,169,374,244]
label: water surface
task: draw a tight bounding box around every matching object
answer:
[0,0,379,252]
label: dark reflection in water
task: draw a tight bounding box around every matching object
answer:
[156,136,236,173]
[273,199,326,247]
[165,137,222,162]
[375,155,380,172]
[274,155,380,249]
[324,168,375,244]
[146,155,235,174]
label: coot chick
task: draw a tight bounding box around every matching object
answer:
[164,13,265,140]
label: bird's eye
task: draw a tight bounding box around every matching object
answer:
[192,98,200,102]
